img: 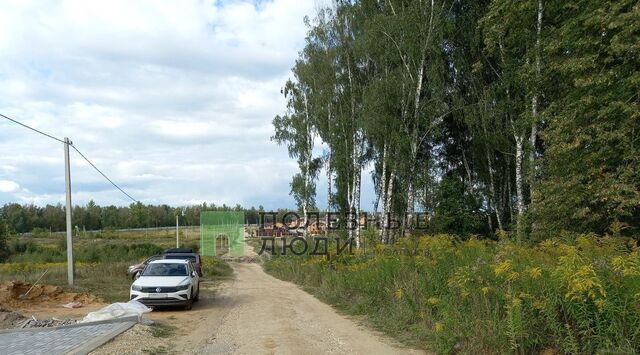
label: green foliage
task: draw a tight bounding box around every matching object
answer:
[430,175,487,236]
[533,0,640,236]
[0,218,9,262]
[275,0,638,241]
[265,235,640,354]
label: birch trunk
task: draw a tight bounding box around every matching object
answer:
[481,117,503,231]
[383,171,395,244]
[325,152,331,239]
[345,14,360,248]
[529,0,543,202]
[515,135,525,239]
[378,143,388,240]
[354,156,362,248]
[302,92,314,238]
[406,50,425,232]
[486,148,503,230]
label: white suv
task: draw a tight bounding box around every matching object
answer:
[130,259,200,310]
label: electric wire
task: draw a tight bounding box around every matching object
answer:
[0,113,65,143]
[1,112,138,203]
[70,144,138,203]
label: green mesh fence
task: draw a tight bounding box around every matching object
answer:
[200,211,245,257]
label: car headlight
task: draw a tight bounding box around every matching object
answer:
[175,284,189,291]
[131,284,142,291]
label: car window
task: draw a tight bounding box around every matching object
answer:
[142,263,188,276]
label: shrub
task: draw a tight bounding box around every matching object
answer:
[264,234,640,354]
[0,219,9,262]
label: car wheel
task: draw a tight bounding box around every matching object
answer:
[184,299,192,310]
[194,287,200,302]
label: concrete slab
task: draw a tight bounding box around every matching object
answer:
[0,316,138,355]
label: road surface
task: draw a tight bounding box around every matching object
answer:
[95,260,425,354]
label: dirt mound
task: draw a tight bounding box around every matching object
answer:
[0,308,27,329]
[0,281,101,308]
[0,308,77,329]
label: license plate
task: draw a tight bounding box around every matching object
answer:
[148,293,167,299]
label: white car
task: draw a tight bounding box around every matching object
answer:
[130,259,200,310]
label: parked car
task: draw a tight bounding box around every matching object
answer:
[127,248,203,279]
[130,259,200,310]
[127,254,162,279]
[162,248,203,277]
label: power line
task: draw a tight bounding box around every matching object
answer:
[70,145,138,203]
[1,112,139,203]
[0,113,65,143]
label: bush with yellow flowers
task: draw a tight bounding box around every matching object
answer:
[264,233,640,354]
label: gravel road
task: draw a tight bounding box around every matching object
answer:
[95,257,425,354]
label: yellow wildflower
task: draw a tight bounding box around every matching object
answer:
[512,297,522,307]
[434,322,444,333]
[594,299,606,312]
[533,299,545,311]
[493,260,513,276]
[527,267,542,279]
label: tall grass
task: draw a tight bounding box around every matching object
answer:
[1,228,229,302]
[263,234,640,354]
[6,241,164,263]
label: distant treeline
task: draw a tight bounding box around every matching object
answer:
[0,201,270,234]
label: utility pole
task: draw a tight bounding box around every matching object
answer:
[64,137,74,286]
[176,214,179,248]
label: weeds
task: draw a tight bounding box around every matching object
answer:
[264,234,640,354]
[1,229,231,302]
[149,323,177,338]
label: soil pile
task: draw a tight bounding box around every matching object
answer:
[0,308,76,329]
[0,308,27,329]
[0,281,101,308]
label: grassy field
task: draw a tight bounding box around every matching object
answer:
[262,232,640,354]
[1,227,232,302]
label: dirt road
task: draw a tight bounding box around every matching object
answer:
[95,261,425,354]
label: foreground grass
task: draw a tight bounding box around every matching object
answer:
[263,234,640,354]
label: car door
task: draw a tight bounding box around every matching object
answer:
[189,262,199,293]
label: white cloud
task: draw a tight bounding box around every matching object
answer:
[0,0,321,209]
[0,180,20,193]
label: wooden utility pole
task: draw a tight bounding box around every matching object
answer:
[64,137,74,286]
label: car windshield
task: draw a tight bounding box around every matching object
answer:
[142,263,188,276]
[164,255,197,263]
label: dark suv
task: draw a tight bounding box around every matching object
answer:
[162,248,203,277]
[127,248,203,279]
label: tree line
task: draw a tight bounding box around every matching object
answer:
[272,0,639,244]
[0,201,267,234]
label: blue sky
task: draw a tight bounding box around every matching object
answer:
[0,0,375,210]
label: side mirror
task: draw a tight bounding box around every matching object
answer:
[135,273,141,279]
[191,271,197,277]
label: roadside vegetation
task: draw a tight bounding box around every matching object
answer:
[264,1,639,354]
[0,227,230,302]
[264,232,640,354]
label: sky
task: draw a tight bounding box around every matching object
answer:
[0,0,376,210]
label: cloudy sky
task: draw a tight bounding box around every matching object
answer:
[0,0,375,210]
